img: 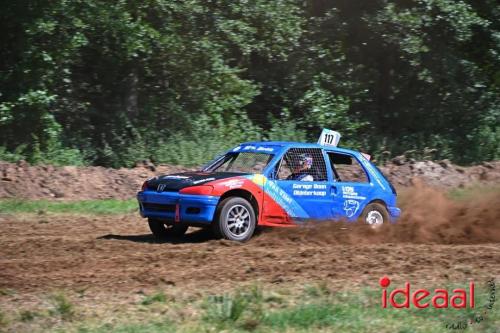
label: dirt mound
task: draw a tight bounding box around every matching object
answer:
[0,160,193,200]
[256,181,500,246]
[380,158,500,188]
[0,158,499,200]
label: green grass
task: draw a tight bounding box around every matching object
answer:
[0,199,137,215]
[0,310,8,328]
[447,185,500,201]
[49,293,75,320]
[49,284,497,333]
[19,310,38,322]
[141,292,167,306]
[3,284,499,332]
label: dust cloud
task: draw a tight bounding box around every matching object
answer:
[255,180,500,245]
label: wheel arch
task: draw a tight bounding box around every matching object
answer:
[359,199,388,217]
[218,189,259,222]
[367,199,388,208]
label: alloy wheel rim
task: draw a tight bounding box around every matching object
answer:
[366,210,384,227]
[226,204,251,237]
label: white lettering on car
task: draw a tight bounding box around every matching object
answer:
[192,177,216,184]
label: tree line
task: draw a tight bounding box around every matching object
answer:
[0,0,498,167]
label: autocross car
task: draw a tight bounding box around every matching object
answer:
[137,131,401,242]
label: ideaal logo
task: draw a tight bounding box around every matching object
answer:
[379,276,475,309]
[379,276,496,330]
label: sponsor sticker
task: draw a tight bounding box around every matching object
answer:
[341,186,366,200]
[220,179,245,189]
[292,183,327,196]
[192,177,216,184]
[162,175,189,179]
[240,145,274,152]
[343,199,360,217]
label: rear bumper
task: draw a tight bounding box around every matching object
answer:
[387,206,401,222]
[137,190,220,224]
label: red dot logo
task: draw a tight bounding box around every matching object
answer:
[379,276,391,288]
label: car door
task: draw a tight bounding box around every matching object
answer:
[326,151,372,220]
[263,147,332,223]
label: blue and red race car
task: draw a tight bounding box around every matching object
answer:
[137,130,401,241]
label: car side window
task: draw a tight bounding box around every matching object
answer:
[276,148,328,181]
[327,152,368,183]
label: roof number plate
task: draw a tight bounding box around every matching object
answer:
[317,129,341,147]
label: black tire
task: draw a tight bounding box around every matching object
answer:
[213,197,256,242]
[360,202,389,228]
[148,218,188,240]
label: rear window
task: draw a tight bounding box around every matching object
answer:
[371,162,397,195]
[328,153,368,183]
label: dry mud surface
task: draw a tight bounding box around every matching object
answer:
[1,184,499,297]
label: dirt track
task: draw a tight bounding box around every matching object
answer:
[1,215,500,296]
[1,184,499,296]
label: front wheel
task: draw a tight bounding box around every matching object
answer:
[213,197,256,242]
[148,218,188,240]
[360,203,389,229]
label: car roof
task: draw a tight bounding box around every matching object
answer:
[239,141,360,155]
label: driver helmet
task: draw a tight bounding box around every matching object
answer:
[297,153,313,169]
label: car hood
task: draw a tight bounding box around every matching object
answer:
[145,171,249,192]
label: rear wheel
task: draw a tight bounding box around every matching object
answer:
[360,203,389,229]
[213,197,256,242]
[148,218,188,239]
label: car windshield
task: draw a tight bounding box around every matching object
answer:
[205,152,274,174]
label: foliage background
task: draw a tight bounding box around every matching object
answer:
[0,0,498,167]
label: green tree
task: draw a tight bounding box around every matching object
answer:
[0,0,498,166]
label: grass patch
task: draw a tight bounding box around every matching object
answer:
[0,288,15,296]
[77,319,177,333]
[19,310,39,322]
[447,185,500,201]
[49,293,75,320]
[203,287,264,330]
[141,292,167,306]
[0,199,137,215]
[4,284,498,333]
[263,302,339,329]
[0,310,8,328]
[72,285,499,333]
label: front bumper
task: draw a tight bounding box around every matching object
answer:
[137,190,220,224]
